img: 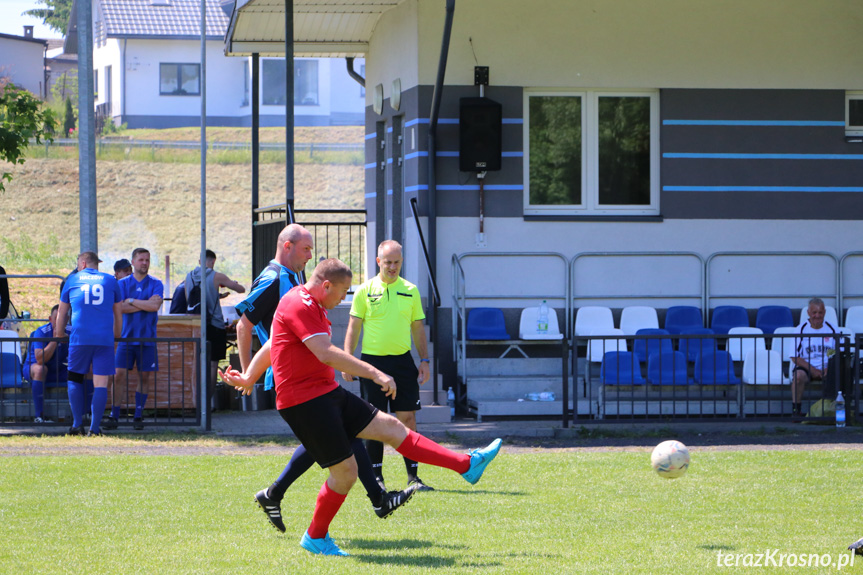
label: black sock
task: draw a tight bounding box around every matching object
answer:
[793,403,802,415]
[353,438,385,506]
[404,457,419,482]
[365,438,385,485]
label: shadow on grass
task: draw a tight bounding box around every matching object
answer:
[346,537,502,568]
[430,488,528,497]
[699,543,737,552]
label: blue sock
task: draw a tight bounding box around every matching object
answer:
[110,405,121,419]
[268,444,315,501]
[84,379,94,409]
[32,380,45,419]
[354,438,387,502]
[90,388,107,434]
[134,392,148,419]
[67,381,85,428]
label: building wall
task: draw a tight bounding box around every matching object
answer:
[0,36,46,97]
[361,0,863,380]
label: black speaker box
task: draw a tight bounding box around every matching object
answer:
[459,97,502,172]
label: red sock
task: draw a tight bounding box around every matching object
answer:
[308,481,347,539]
[396,429,470,474]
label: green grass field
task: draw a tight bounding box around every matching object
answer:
[2,439,862,574]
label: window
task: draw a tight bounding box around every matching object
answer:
[846,92,863,137]
[262,59,319,106]
[524,90,659,216]
[159,63,200,96]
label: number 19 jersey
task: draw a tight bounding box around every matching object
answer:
[60,267,122,346]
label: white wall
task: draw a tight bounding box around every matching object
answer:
[408,0,863,91]
[120,39,246,118]
[0,37,45,96]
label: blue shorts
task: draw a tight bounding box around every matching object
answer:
[68,345,116,377]
[23,361,68,386]
[115,343,159,372]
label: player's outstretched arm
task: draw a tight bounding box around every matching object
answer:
[236,315,254,371]
[341,315,363,382]
[219,339,271,393]
[305,334,396,398]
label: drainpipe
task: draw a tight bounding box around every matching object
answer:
[121,39,126,125]
[427,0,455,405]
[345,57,365,88]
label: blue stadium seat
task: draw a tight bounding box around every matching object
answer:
[601,351,646,385]
[710,305,749,335]
[0,352,23,388]
[678,327,717,362]
[647,351,691,385]
[633,328,672,364]
[466,308,510,340]
[664,306,703,334]
[693,349,740,385]
[755,305,794,335]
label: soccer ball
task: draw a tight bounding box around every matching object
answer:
[651,440,690,479]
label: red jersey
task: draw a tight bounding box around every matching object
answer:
[270,285,338,409]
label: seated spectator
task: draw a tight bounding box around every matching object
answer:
[114,258,133,281]
[790,297,837,417]
[22,304,70,423]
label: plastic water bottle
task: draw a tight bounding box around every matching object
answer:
[836,391,846,428]
[447,388,455,421]
[537,300,549,333]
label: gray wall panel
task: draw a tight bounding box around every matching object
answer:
[663,191,863,220]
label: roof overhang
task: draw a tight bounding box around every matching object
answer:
[225,0,404,57]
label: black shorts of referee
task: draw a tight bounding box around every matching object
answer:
[360,351,421,413]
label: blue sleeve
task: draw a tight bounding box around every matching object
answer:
[113,279,122,302]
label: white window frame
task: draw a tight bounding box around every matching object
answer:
[524,89,660,216]
[846,91,863,137]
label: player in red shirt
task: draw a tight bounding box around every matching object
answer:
[220,259,501,557]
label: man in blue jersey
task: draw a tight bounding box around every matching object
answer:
[57,251,122,436]
[22,304,69,423]
[233,224,416,530]
[105,248,164,431]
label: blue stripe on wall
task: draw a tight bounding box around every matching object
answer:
[663,119,845,127]
[364,162,376,170]
[664,153,863,160]
[663,186,863,192]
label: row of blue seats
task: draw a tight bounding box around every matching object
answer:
[600,350,739,386]
[467,305,839,341]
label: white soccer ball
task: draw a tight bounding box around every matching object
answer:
[651,440,690,479]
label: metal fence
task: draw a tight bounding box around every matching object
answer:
[577,332,859,423]
[253,206,367,287]
[0,336,201,428]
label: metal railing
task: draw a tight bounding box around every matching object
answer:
[0,336,201,428]
[252,206,367,288]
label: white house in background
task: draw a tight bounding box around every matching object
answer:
[0,28,48,97]
[72,0,364,128]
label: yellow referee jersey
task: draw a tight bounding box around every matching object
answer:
[349,275,425,356]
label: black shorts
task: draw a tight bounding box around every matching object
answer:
[278,387,378,468]
[207,326,227,361]
[360,352,421,413]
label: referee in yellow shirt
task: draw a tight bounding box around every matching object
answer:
[343,240,433,491]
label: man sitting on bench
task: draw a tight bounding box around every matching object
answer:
[22,305,69,423]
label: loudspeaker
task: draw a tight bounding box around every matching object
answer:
[459,97,502,172]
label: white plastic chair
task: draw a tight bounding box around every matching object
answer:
[0,330,22,360]
[619,306,659,336]
[574,306,614,337]
[845,306,863,335]
[519,306,564,340]
[726,327,766,362]
[800,305,839,327]
[587,328,628,362]
[772,326,799,383]
[742,349,786,385]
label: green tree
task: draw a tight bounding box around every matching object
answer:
[24,0,73,36]
[0,82,57,193]
[63,96,76,136]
